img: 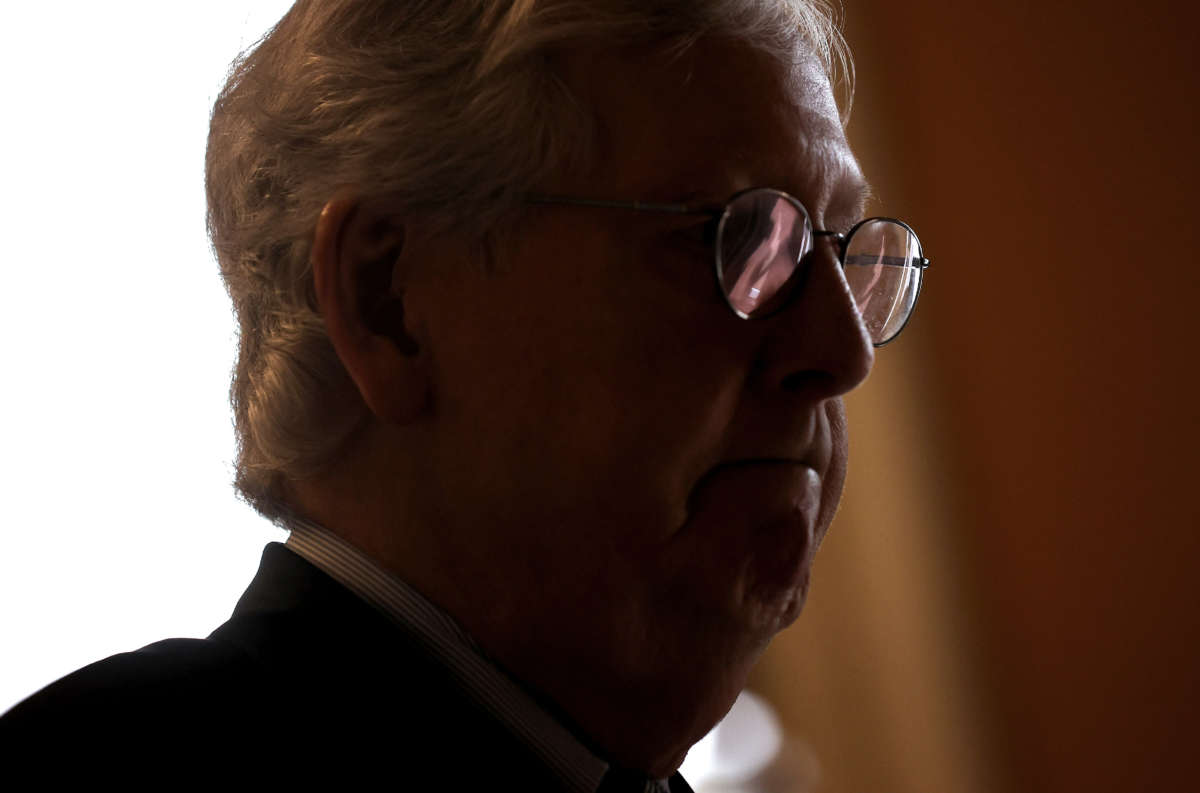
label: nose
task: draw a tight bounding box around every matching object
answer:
[756,240,875,402]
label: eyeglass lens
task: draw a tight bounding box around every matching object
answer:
[717,190,812,319]
[715,189,923,345]
[842,219,924,345]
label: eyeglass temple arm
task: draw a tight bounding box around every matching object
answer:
[527,195,723,217]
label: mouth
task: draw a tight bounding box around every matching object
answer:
[685,457,821,516]
[683,458,823,570]
[666,457,828,633]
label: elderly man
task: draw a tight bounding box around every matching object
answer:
[1,0,927,788]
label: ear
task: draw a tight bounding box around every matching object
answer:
[311,189,430,424]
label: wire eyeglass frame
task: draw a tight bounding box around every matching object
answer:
[528,187,930,346]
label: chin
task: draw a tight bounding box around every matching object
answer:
[776,573,812,628]
[751,573,812,636]
[740,516,819,633]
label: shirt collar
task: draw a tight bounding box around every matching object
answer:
[284,517,612,793]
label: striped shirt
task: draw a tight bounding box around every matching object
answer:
[286,519,673,793]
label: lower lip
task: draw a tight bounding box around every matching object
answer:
[689,460,823,588]
[695,459,822,519]
[752,511,818,613]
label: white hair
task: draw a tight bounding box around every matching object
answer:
[206,0,853,522]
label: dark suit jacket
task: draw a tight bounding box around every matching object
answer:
[0,543,616,788]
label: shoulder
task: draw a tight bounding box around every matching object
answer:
[0,631,537,785]
[0,635,306,779]
[0,541,561,783]
[1,635,277,735]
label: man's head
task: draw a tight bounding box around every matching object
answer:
[207,0,871,775]
[207,0,854,518]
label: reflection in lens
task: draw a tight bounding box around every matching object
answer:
[843,219,923,344]
[718,190,811,318]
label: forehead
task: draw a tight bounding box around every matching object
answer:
[558,36,866,215]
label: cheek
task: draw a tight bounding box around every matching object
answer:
[625,229,726,317]
[524,329,741,531]
[510,340,742,548]
[428,221,749,538]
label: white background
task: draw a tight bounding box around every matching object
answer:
[0,1,294,714]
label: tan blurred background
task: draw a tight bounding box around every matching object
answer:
[749,1,1200,791]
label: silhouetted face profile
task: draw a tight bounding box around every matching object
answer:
[378,36,874,741]
[311,32,878,772]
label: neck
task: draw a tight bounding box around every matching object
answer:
[290,458,758,779]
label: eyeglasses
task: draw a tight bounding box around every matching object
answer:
[529,187,930,346]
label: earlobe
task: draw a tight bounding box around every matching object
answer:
[311,190,430,424]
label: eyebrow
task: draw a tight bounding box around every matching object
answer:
[826,176,875,229]
[848,178,876,213]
